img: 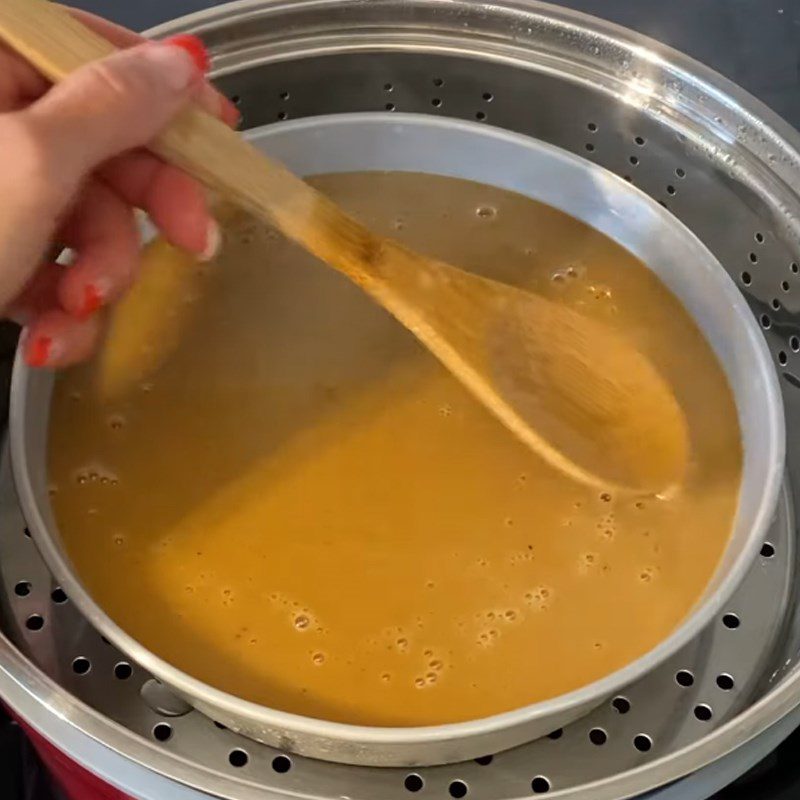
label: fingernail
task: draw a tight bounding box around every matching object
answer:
[163,34,210,75]
[79,283,104,319]
[27,336,53,369]
[142,42,200,92]
[200,219,221,262]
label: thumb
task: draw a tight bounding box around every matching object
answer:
[23,42,200,198]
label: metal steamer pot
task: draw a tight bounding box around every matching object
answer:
[8,112,784,766]
[0,1,798,797]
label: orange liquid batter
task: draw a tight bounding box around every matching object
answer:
[48,173,742,726]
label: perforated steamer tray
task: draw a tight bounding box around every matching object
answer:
[2,0,800,797]
[9,111,785,767]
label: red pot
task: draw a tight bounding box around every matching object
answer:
[15,713,134,800]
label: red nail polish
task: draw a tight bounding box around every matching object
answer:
[164,34,210,74]
[80,284,103,319]
[27,336,52,368]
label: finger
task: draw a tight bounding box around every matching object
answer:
[0,53,49,110]
[66,9,239,125]
[57,181,140,317]
[23,309,102,369]
[6,262,63,324]
[22,42,201,203]
[101,151,218,257]
[197,81,240,128]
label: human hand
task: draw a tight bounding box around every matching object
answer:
[0,10,239,368]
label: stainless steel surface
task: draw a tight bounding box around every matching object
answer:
[2,0,800,794]
[8,112,785,767]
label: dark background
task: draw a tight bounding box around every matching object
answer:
[3,0,800,798]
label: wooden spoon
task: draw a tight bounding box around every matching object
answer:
[0,0,690,493]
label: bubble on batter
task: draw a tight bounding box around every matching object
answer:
[414,677,426,688]
[438,404,453,417]
[638,566,658,583]
[381,672,392,683]
[525,586,552,610]
[112,533,126,547]
[430,659,443,671]
[598,512,616,527]
[476,206,497,219]
[423,649,434,658]
[312,651,326,665]
[600,492,612,503]
[425,581,436,589]
[508,549,534,566]
[551,264,582,284]
[184,585,195,594]
[589,284,613,300]
[396,637,409,652]
[635,501,646,510]
[580,552,599,571]
[503,609,518,622]
[106,414,126,432]
[294,614,310,630]
[504,517,514,527]
[425,672,438,684]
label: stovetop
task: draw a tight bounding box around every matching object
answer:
[3,0,800,797]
